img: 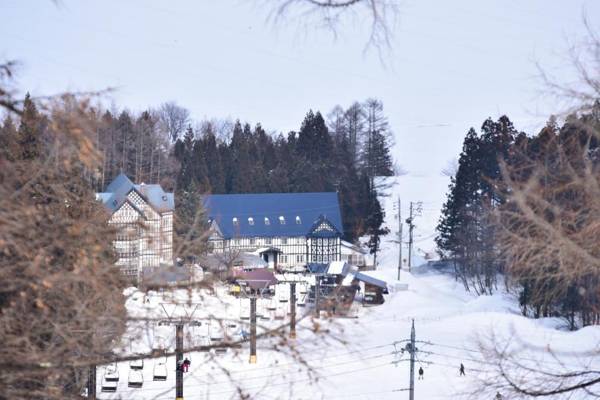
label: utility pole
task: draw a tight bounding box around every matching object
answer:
[87,365,96,399]
[409,319,416,400]
[397,196,403,281]
[314,277,321,319]
[289,282,297,339]
[249,297,257,364]
[175,323,184,400]
[406,202,422,272]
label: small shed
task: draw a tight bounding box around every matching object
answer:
[353,271,388,305]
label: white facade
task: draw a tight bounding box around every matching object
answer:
[97,174,174,282]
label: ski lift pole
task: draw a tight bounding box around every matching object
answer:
[250,297,257,364]
[176,323,184,400]
[290,282,296,339]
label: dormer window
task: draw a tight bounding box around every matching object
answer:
[264,217,270,225]
[296,216,301,224]
[233,217,239,226]
[162,195,168,201]
[248,217,254,225]
[279,216,285,225]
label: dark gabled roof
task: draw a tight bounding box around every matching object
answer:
[204,192,343,239]
[97,173,174,214]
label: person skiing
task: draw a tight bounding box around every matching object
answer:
[418,366,424,380]
[495,392,502,399]
[459,363,465,376]
[183,358,191,372]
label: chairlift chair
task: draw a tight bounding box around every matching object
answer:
[278,285,289,303]
[127,369,143,388]
[104,364,119,382]
[129,358,143,370]
[274,307,285,320]
[199,335,211,351]
[100,376,117,393]
[152,359,168,381]
[266,297,277,311]
[240,304,250,320]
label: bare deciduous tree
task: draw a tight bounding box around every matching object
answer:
[263,0,399,57]
[476,22,600,399]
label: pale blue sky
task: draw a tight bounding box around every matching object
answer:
[1,0,598,251]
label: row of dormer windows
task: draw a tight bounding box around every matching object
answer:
[229,216,302,226]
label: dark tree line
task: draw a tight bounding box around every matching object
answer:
[436,107,600,328]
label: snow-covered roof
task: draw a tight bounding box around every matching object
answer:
[327,261,350,276]
[353,271,388,290]
[341,240,367,255]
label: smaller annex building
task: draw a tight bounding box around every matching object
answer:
[204,192,344,268]
[96,173,174,281]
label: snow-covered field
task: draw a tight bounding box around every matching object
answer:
[96,180,600,399]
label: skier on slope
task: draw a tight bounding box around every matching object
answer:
[418,366,424,380]
[183,358,191,372]
[459,363,465,376]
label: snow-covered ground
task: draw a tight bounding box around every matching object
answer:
[97,266,600,399]
[96,179,600,399]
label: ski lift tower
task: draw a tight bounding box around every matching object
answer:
[276,267,308,339]
[236,269,278,364]
[158,302,202,400]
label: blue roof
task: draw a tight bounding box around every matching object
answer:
[204,192,343,239]
[97,173,174,213]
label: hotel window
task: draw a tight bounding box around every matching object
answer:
[266,237,272,245]
[264,217,270,225]
[296,216,301,224]
[250,238,256,245]
[279,216,285,224]
[281,238,288,245]
[248,217,254,225]
[233,217,239,226]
